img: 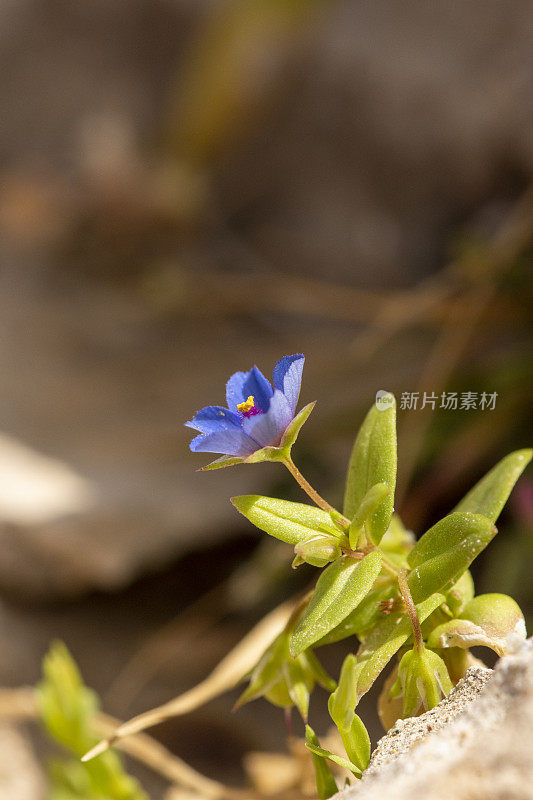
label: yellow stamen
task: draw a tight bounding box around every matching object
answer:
[237,395,255,413]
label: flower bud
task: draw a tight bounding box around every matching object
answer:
[428,593,526,657]
[294,533,342,568]
[390,647,452,718]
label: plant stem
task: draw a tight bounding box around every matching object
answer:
[283,456,345,518]
[397,571,424,653]
[379,554,400,578]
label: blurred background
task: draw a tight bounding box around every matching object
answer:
[0,1,532,797]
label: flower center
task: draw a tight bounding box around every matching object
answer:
[237,395,262,418]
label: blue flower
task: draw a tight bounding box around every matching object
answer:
[186,354,305,457]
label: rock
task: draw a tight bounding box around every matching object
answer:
[338,638,533,799]
[0,725,46,800]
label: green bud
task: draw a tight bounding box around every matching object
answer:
[329,508,350,534]
[294,533,343,568]
[390,648,453,718]
[348,483,390,549]
[428,593,526,657]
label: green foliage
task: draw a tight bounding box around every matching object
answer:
[328,655,370,772]
[389,647,452,718]
[454,449,532,522]
[407,512,495,569]
[407,518,496,604]
[38,643,147,800]
[231,495,341,545]
[305,732,360,777]
[351,593,446,700]
[343,393,397,544]
[127,368,524,800]
[235,629,334,721]
[289,552,382,656]
[225,388,529,799]
[348,482,391,549]
[304,726,339,799]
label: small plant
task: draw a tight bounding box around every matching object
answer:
[38,642,147,800]
[185,354,530,796]
[83,353,531,798]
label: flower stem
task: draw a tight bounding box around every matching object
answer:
[397,570,424,653]
[282,456,345,519]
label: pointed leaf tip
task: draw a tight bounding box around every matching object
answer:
[454,449,532,523]
[344,395,397,544]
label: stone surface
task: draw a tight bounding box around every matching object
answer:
[338,638,533,800]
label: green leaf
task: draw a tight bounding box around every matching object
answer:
[305,726,362,777]
[343,394,397,544]
[454,449,532,523]
[241,403,317,465]
[38,642,147,800]
[199,456,244,471]
[407,518,497,605]
[445,570,475,616]
[316,582,397,646]
[231,495,341,545]
[300,649,337,693]
[341,715,371,773]
[279,401,316,451]
[348,483,390,549]
[290,552,382,657]
[352,593,445,701]
[282,658,310,721]
[408,512,496,569]
[305,726,340,798]
[234,635,286,709]
[328,655,371,772]
[329,654,358,730]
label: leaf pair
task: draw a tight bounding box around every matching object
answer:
[235,630,335,721]
[328,655,371,772]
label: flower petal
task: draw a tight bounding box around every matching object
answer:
[243,390,292,447]
[189,428,259,456]
[273,354,305,415]
[185,405,242,434]
[243,366,274,412]
[226,371,249,412]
